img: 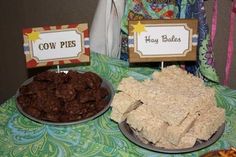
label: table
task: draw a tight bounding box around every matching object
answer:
[0,52,236,157]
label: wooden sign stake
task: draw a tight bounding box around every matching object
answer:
[161,61,164,70]
[57,65,60,73]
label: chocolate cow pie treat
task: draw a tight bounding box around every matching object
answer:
[17,70,109,123]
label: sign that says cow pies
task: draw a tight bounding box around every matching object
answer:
[128,19,198,63]
[23,23,90,68]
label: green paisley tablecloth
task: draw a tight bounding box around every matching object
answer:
[0,52,236,157]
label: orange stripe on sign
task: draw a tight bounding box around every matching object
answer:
[70,59,81,64]
[68,24,78,28]
[85,48,90,56]
[43,26,51,30]
[27,59,38,68]
[46,61,54,66]
[59,61,64,65]
[23,28,33,35]
[83,29,89,37]
[56,25,62,29]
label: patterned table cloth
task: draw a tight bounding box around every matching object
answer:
[0,53,236,157]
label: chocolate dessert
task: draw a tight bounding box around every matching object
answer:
[17,70,109,123]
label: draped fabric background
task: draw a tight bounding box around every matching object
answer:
[205,0,236,89]
[90,0,125,58]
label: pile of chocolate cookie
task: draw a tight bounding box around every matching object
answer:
[17,70,109,123]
